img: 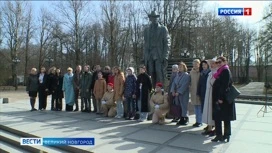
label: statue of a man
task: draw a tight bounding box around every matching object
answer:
[143,10,171,87]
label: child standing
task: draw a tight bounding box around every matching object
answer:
[93,71,107,114]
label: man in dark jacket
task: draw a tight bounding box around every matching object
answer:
[73,65,82,111]
[80,65,93,112]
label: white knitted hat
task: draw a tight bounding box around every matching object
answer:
[127,67,135,73]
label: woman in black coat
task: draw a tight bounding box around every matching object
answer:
[197,60,211,112]
[50,68,64,111]
[48,67,57,110]
[135,65,152,122]
[38,67,49,110]
[212,56,236,143]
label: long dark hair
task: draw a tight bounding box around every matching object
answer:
[56,67,62,76]
[199,60,209,72]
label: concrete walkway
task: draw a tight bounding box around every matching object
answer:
[1,96,272,153]
[238,82,271,96]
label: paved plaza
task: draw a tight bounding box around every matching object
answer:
[0,82,272,153]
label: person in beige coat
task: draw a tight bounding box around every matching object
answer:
[101,83,116,117]
[190,59,202,127]
[150,82,169,124]
[113,66,125,118]
[93,71,107,114]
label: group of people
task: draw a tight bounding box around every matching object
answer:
[26,64,152,122]
[26,56,236,143]
[168,56,236,143]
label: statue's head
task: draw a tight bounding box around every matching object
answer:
[148,10,159,24]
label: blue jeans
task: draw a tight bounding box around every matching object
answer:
[137,100,148,120]
[126,97,136,113]
[116,99,124,117]
[194,105,202,123]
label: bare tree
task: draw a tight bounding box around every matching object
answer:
[37,8,54,69]
[52,23,66,68]
[129,2,145,68]
[2,1,26,89]
[101,0,120,66]
[54,0,91,66]
[23,3,35,85]
[0,10,3,47]
[256,3,272,81]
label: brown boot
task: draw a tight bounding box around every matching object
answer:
[159,116,165,125]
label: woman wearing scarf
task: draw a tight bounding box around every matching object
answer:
[211,56,236,142]
[201,58,217,136]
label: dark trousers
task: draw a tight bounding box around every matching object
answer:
[215,120,231,137]
[74,89,80,110]
[51,95,55,110]
[38,89,47,110]
[82,98,91,111]
[126,97,136,114]
[30,97,36,109]
[55,98,62,110]
[66,104,73,111]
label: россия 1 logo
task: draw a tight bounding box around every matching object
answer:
[218,8,252,16]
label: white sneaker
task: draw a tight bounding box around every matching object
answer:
[117,116,122,119]
[115,115,119,118]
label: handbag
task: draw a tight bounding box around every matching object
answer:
[226,85,240,103]
[169,74,184,118]
[170,97,181,117]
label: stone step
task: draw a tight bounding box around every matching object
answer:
[0,142,25,153]
[0,125,93,153]
[1,130,60,153]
